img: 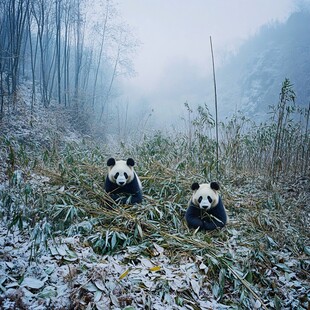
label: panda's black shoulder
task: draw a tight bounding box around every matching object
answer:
[124,173,140,189]
[105,175,117,191]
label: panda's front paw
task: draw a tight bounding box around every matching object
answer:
[121,196,132,204]
[109,193,121,202]
[109,194,129,204]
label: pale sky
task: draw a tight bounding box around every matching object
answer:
[115,0,299,127]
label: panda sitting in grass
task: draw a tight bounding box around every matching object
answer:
[185,182,227,231]
[104,157,143,204]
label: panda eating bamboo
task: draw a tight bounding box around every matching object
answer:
[104,157,143,204]
[185,182,227,231]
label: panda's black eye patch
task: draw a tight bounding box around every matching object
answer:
[124,172,128,179]
[114,173,119,179]
[198,196,202,203]
[207,196,212,203]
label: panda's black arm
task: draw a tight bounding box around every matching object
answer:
[203,197,227,230]
[129,190,143,204]
[120,176,142,204]
[202,220,223,230]
[120,191,142,204]
[104,177,124,203]
[185,205,207,229]
[104,176,116,193]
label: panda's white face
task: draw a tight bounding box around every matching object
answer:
[108,159,135,187]
[191,183,219,210]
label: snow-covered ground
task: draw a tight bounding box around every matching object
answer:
[0,82,309,309]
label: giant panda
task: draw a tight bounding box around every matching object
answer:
[104,157,143,204]
[185,182,227,231]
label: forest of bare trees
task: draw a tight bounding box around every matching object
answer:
[0,0,138,131]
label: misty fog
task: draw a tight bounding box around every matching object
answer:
[0,0,309,137]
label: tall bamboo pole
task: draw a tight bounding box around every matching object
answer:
[210,36,219,178]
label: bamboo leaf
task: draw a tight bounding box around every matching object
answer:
[119,269,130,280]
[149,266,161,272]
[137,223,143,238]
[111,232,117,249]
[21,277,45,289]
[190,278,200,297]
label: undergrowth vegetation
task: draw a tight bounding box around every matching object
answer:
[0,80,309,309]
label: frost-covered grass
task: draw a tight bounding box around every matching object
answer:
[0,127,309,309]
[0,84,309,309]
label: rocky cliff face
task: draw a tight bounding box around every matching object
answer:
[214,10,310,121]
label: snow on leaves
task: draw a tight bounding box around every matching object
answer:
[0,223,228,309]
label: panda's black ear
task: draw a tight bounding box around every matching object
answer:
[191,183,200,191]
[107,158,116,167]
[126,158,135,166]
[210,182,220,191]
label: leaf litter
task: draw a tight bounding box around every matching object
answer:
[0,85,309,309]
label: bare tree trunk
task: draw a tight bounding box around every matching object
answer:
[8,0,29,108]
[56,0,62,104]
[99,45,120,121]
[74,0,84,110]
[63,1,71,107]
[32,0,49,107]
[92,1,110,110]
[27,5,36,111]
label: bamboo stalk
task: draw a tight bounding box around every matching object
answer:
[210,36,219,179]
